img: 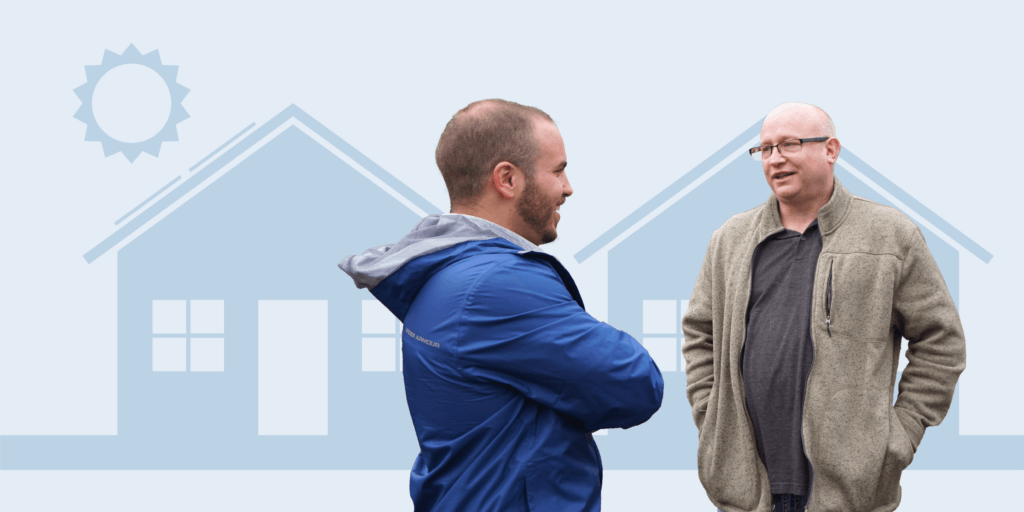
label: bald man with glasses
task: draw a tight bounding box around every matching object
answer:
[682,103,966,511]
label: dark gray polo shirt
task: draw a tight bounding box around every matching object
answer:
[741,219,821,496]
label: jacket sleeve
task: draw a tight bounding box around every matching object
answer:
[892,229,967,451]
[681,230,718,431]
[455,257,664,432]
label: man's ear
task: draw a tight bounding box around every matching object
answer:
[492,161,519,200]
[825,138,841,164]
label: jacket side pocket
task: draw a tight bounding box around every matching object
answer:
[814,387,890,510]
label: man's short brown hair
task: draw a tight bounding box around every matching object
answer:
[435,99,554,206]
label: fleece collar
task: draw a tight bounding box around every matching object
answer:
[758,176,852,241]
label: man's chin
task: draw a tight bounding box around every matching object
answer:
[771,185,801,202]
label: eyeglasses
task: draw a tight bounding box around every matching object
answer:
[748,137,829,161]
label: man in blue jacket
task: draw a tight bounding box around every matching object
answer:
[339,99,664,511]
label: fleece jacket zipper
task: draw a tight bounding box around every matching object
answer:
[801,257,832,510]
[824,261,833,338]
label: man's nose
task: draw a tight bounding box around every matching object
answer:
[765,146,786,166]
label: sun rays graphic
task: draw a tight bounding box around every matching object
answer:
[74,44,190,163]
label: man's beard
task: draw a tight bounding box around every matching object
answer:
[516,176,558,245]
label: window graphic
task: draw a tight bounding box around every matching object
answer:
[361,300,401,372]
[641,299,688,372]
[151,300,224,372]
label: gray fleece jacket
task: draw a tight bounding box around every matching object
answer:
[682,178,966,512]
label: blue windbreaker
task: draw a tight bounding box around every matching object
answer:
[339,214,664,511]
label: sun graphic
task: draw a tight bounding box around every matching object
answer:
[74,44,190,163]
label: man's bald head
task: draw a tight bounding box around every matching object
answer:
[763,102,836,139]
[435,99,554,207]
[758,102,842,222]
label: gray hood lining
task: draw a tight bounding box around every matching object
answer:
[338,214,541,290]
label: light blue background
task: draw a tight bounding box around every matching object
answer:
[1,1,1022,509]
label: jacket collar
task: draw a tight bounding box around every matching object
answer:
[815,176,852,235]
[758,175,852,240]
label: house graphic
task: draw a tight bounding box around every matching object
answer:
[0,105,440,469]
[576,119,1023,470]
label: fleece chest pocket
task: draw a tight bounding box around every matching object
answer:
[825,254,899,342]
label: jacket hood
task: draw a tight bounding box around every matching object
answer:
[338,214,542,320]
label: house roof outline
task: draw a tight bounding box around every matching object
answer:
[573,118,993,265]
[84,104,443,263]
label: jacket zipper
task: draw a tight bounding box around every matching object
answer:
[824,261,833,337]
[800,257,832,510]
